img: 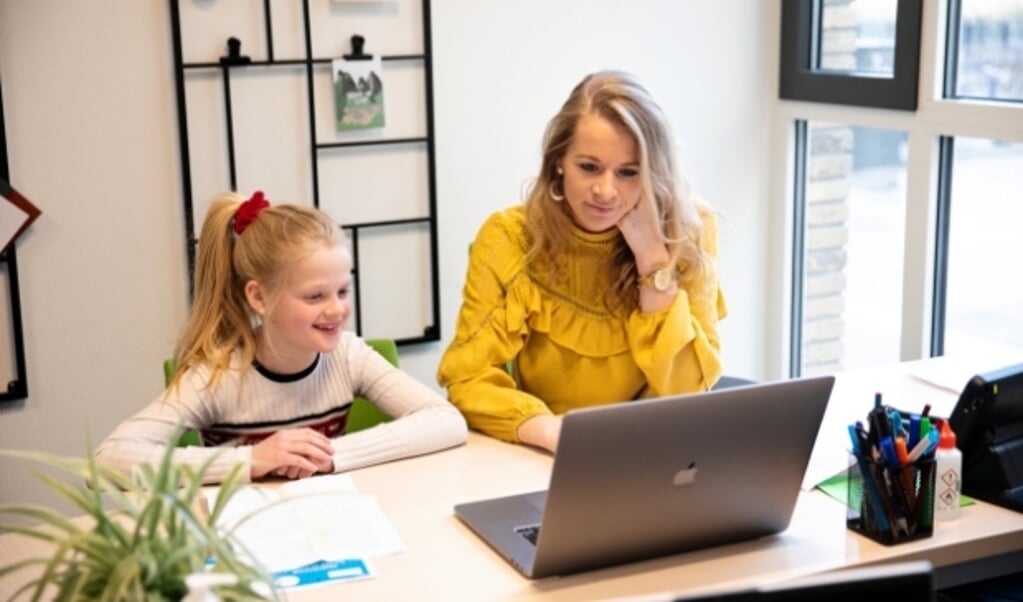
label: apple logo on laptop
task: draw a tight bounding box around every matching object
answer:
[672,462,698,487]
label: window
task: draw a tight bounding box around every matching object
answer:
[938,138,1023,358]
[818,0,899,76]
[777,0,1023,378]
[946,0,1023,102]
[795,122,909,375]
[779,0,923,110]
[935,0,1023,359]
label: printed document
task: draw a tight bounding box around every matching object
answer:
[208,474,404,573]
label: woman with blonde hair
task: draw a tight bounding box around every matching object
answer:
[438,71,726,452]
[97,191,466,483]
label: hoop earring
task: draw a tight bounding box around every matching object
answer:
[548,180,564,203]
[549,171,565,202]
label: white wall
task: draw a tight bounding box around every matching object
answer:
[417,0,773,389]
[0,0,772,506]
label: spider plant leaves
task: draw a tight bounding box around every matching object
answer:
[0,432,276,602]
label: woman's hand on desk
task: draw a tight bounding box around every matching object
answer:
[517,415,563,453]
[251,428,335,480]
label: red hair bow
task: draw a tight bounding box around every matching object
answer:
[233,190,270,234]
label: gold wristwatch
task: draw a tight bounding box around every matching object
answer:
[638,264,677,292]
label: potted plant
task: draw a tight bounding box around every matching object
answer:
[0,434,276,601]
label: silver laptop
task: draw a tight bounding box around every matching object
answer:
[454,376,835,579]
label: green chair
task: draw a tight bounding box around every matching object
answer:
[163,358,202,447]
[346,338,399,433]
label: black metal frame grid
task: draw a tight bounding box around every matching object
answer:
[0,78,29,402]
[168,0,440,346]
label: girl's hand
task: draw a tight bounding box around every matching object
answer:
[251,428,335,480]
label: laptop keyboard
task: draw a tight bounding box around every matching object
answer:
[515,524,541,545]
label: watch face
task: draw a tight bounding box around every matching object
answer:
[653,268,673,290]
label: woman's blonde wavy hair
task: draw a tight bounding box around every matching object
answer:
[523,70,711,313]
[170,192,344,391]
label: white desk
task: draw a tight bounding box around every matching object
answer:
[3,358,1023,600]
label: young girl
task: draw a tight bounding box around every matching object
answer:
[438,71,726,453]
[96,191,467,483]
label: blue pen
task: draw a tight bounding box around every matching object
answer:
[890,410,904,439]
[848,424,892,534]
[908,414,921,450]
[881,436,899,468]
[848,424,861,454]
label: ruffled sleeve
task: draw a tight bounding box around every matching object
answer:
[437,209,551,442]
[626,210,727,395]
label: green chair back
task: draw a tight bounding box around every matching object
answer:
[345,338,399,434]
[163,358,202,447]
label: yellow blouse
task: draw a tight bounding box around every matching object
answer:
[437,205,727,442]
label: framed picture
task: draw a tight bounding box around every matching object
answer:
[333,56,386,131]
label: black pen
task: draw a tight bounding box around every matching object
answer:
[868,402,892,447]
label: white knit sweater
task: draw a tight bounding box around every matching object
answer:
[95,333,467,484]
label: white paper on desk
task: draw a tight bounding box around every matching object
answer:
[209,474,404,573]
[909,353,1023,394]
[799,355,1023,491]
[801,381,865,491]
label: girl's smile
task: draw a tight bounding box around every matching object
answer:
[253,245,353,373]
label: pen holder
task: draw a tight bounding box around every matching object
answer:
[846,453,935,545]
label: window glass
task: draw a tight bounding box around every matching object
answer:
[952,0,1023,101]
[943,138,1023,358]
[779,0,920,109]
[817,0,898,76]
[799,122,908,375]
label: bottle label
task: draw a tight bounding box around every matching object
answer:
[937,465,960,511]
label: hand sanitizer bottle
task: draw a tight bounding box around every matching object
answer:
[935,420,962,521]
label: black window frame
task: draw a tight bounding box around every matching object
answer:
[779,0,923,111]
